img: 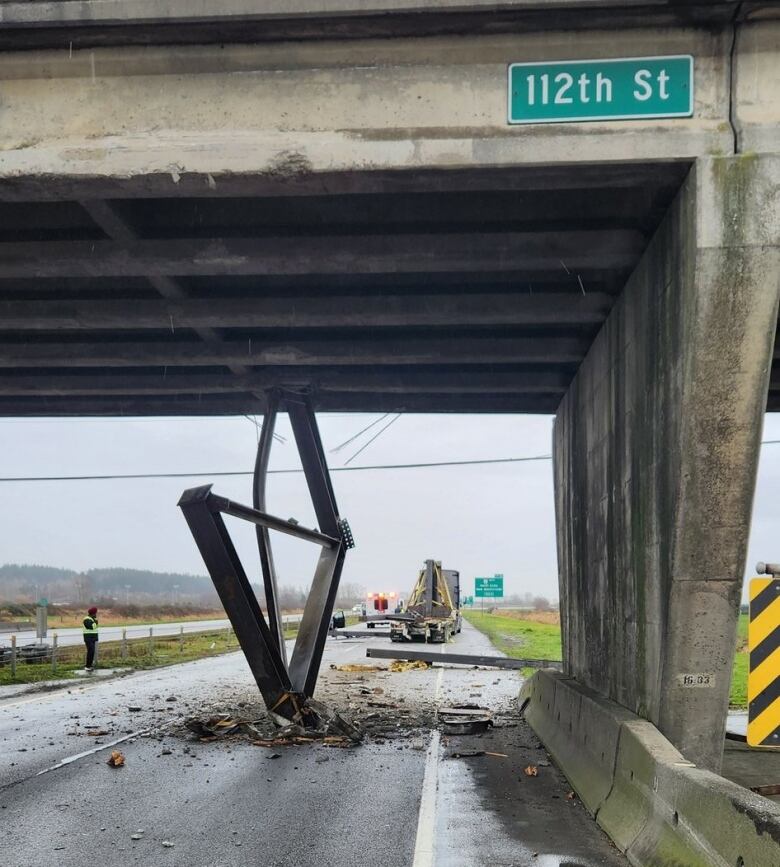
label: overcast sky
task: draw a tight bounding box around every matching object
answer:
[1,412,778,603]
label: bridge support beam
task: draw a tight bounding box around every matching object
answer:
[554,154,780,771]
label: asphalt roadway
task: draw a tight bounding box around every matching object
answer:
[2,615,303,649]
[0,621,627,867]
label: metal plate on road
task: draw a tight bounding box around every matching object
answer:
[475,575,504,598]
[508,56,694,124]
[748,578,780,748]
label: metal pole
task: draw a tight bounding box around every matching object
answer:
[148,626,154,657]
[10,634,16,677]
[253,393,287,665]
[179,625,184,653]
[52,633,58,674]
[121,627,128,660]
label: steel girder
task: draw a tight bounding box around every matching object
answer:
[178,390,354,726]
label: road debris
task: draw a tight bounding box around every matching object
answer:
[448,750,509,759]
[331,663,385,672]
[183,700,362,748]
[524,764,539,777]
[161,840,175,847]
[184,714,243,739]
[438,704,493,735]
[389,659,431,672]
[106,750,125,767]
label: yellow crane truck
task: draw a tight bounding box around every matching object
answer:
[389,559,461,643]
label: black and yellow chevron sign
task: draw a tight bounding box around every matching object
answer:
[748,578,780,748]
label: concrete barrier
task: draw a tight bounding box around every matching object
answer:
[520,671,780,866]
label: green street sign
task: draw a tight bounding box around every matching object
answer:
[475,576,504,599]
[508,56,693,124]
[38,598,48,607]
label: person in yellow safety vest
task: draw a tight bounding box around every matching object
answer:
[83,606,99,671]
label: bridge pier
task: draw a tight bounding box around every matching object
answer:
[554,154,780,771]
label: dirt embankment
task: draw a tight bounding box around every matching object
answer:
[0,603,226,629]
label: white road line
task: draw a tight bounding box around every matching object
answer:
[433,667,444,703]
[1,716,180,792]
[412,729,441,867]
[0,728,144,793]
[34,729,147,778]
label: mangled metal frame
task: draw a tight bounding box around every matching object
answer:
[178,390,354,728]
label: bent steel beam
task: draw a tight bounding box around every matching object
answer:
[178,390,354,725]
[253,389,286,665]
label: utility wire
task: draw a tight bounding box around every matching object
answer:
[344,413,402,465]
[329,413,390,453]
[0,454,553,483]
[2,439,780,484]
[243,414,285,444]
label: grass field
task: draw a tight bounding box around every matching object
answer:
[463,610,562,676]
[0,614,358,687]
[0,627,247,686]
[731,612,748,708]
[465,609,750,708]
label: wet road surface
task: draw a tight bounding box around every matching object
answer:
[0,621,627,866]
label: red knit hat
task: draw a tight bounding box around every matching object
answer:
[88,606,98,616]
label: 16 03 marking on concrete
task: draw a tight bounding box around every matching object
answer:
[748,578,780,748]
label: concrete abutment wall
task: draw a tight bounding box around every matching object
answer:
[554,153,780,771]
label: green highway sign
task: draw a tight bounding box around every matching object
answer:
[508,56,693,124]
[475,575,504,599]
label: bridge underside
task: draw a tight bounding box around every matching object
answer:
[0,161,703,417]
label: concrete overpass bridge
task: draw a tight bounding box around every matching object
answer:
[0,0,779,862]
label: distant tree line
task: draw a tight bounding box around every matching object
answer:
[0,563,367,611]
[491,592,558,611]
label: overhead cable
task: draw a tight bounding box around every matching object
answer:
[2,439,780,484]
[344,413,402,465]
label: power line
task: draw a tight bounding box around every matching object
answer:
[0,454,553,483]
[344,413,402,465]
[1,438,779,484]
[330,413,390,453]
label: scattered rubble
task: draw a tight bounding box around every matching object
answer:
[389,660,431,672]
[438,704,493,735]
[448,750,508,759]
[330,663,385,672]
[106,751,125,767]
